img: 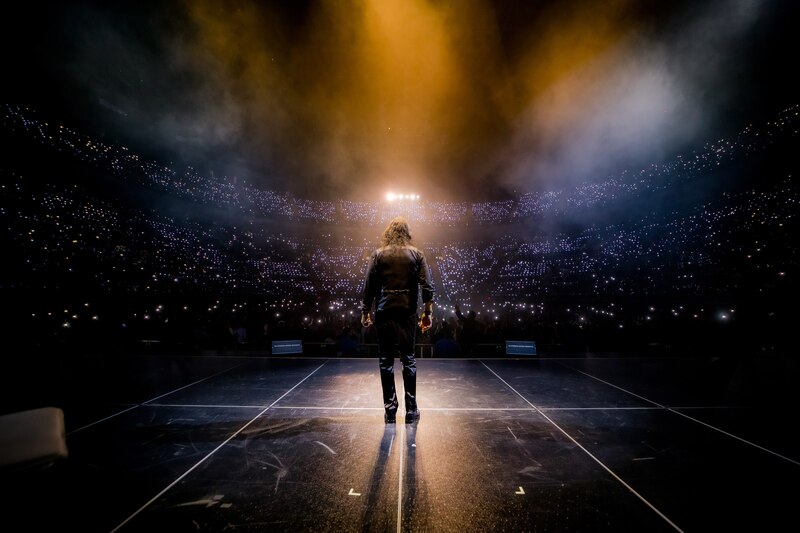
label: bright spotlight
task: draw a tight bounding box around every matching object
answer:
[384,192,419,202]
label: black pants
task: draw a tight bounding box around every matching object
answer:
[375,309,417,415]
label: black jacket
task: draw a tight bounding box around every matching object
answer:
[361,244,434,315]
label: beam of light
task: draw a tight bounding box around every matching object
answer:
[59,0,766,205]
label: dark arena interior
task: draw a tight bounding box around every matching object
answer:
[1,1,798,532]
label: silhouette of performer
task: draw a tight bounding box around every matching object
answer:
[361,216,434,424]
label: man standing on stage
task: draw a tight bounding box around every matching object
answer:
[361,216,434,424]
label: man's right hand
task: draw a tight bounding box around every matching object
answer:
[420,313,432,333]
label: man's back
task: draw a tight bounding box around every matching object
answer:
[362,244,433,315]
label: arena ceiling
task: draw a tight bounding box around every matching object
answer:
[2,0,797,202]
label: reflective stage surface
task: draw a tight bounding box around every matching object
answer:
[3,354,797,532]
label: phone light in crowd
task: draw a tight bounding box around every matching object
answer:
[386,192,420,202]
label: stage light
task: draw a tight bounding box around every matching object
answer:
[385,192,419,202]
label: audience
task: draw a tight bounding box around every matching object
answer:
[1,103,796,355]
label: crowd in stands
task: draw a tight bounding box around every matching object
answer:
[1,104,797,356]
[3,103,798,226]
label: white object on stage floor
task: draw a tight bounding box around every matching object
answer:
[0,406,68,472]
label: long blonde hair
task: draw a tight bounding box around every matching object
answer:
[381,216,412,246]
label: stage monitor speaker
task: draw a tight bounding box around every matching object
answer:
[505,340,537,356]
[272,340,303,355]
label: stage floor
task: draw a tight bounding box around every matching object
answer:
[4,353,797,532]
